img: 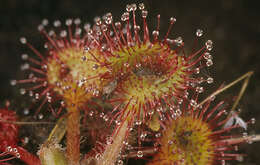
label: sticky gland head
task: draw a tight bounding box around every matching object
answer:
[149,100,252,165]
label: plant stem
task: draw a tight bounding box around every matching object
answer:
[198,71,253,108]
[66,105,80,165]
[222,134,260,145]
[96,119,129,165]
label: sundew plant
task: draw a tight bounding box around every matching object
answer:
[0,2,259,165]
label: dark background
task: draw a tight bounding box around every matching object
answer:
[0,0,259,164]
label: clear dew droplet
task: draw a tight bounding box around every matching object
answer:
[20,88,26,95]
[152,30,159,37]
[142,10,148,18]
[60,30,67,37]
[94,17,102,26]
[135,120,142,125]
[38,24,44,31]
[195,67,200,74]
[21,54,29,60]
[92,64,99,70]
[44,43,48,49]
[131,4,137,11]
[121,12,129,21]
[210,95,216,101]
[42,64,48,70]
[242,132,248,138]
[124,63,130,68]
[115,22,121,28]
[81,56,87,61]
[126,4,132,12]
[95,153,102,160]
[92,89,100,97]
[156,107,163,112]
[206,59,213,67]
[16,153,21,158]
[105,13,113,24]
[106,136,113,145]
[60,101,65,107]
[75,28,82,35]
[140,132,147,141]
[103,115,109,121]
[137,151,143,158]
[138,3,145,10]
[84,46,90,53]
[84,23,91,31]
[47,96,52,103]
[123,140,128,145]
[48,30,55,36]
[6,146,12,152]
[196,86,204,93]
[89,111,94,117]
[236,155,244,162]
[10,80,17,86]
[205,40,213,51]
[174,37,183,46]
[115,120,121,125]
[65,19,73,26]
[155,133,161,138]
[207,77,214,84]
[160,114,166,121]
[125,144,133,150]
[148,110,154,115]
[176,109,182,116]
[74,18,81,25]
[43,81,48,87]
[203,52,212,60]
[20,37,27,44]
[177,99,183,105]
[29,91,33,97]
[23,108,29,115]
[23,136,29,144]
[13,148,18,153]
[101,24,107,32]
[53,20,61,27]
[170,17,176,23]
[117,160,124,165]
[196,29,203,37]
[42,19,49,26]
[20,63,30,70]
[38,113,44,119]
[190,99,197,107]
[251,118,256,124]
[99,112,104,118]
[35,93,39,99]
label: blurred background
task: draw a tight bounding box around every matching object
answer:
[0,0,259,164]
